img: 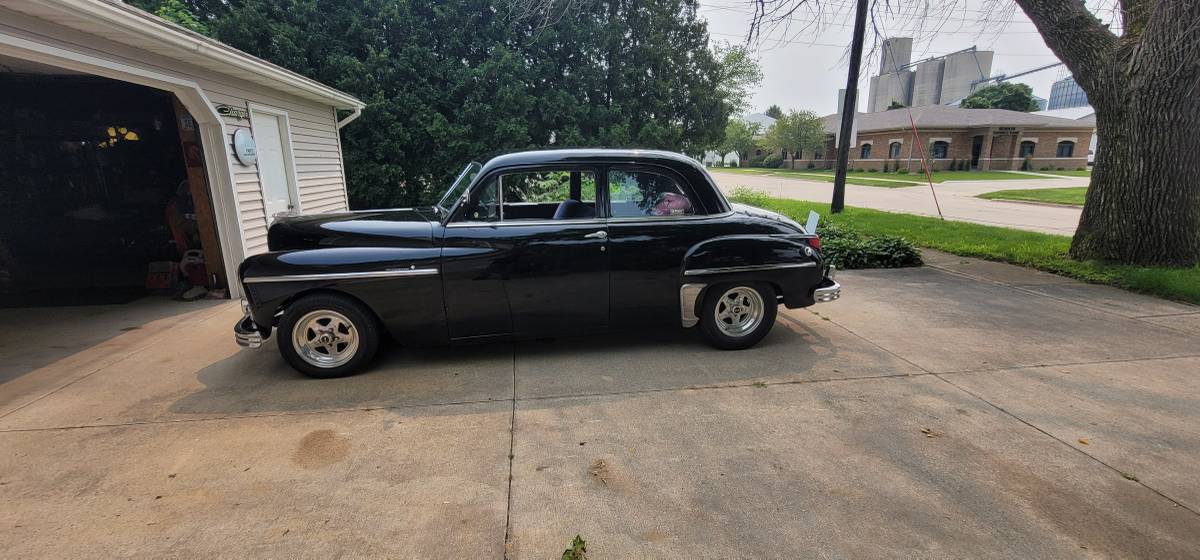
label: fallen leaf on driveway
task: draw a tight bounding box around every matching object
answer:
[920,427,941,438]
[1078,438,1089,445]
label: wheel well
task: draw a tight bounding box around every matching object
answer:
[693,281,784,317]
[276,288,385,333]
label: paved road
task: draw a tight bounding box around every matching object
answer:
[2,256,1199,558]
[711,170,1088,235]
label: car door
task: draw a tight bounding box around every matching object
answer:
[604,165,724,327]
[441,166,609,340]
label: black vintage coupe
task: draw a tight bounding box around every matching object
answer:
[235,149,841,377]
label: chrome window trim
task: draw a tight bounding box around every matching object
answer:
[445,218,607,228]
[605,211,730,224]
[683,262,816,277]
[243,268,440,284]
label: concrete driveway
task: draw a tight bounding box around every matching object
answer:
[711,170,1088,235]
[2,253,1199,558]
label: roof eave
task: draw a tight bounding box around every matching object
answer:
[53,0,364,110]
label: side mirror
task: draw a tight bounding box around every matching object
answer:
[805,210,820,234]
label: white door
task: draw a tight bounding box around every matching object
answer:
[252,110,296,221]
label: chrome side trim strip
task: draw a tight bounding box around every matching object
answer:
[683,262,817,276]
[680,283,706,328]
[243,268,440,284]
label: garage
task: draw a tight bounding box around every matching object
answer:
[0,0,364,308]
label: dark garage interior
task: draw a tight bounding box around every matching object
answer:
[0,59,222,307]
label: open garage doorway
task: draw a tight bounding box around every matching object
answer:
[0,54,226,307]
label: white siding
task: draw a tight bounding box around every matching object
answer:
[0,6,353,258]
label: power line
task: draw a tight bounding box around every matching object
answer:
[706,31,1060,57]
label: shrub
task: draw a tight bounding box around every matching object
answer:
[867,168,878,173]
[1057,167,1065,171]
[806,162,815,169]
[897,168,910,174]
[727,189,923,270]
[1076,167,1086,171]
[762,153,783,168]
[1040,166,1051,171]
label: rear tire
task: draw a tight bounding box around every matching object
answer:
[699,282,777,350]
[276,293,381,378]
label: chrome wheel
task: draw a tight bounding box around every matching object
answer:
[291,310,359,369]
[714,287,765,337]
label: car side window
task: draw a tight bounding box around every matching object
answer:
[456,180,500,222]
[457,170,598,222]
[608,169,695,218]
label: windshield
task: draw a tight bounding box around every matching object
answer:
[437,162,483,213]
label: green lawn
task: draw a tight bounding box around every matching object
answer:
[1039,169,1092,177]
[714,167,919,188]
[714,166,1049,184]
[979,187,1088,206]
[728,190,1200,305]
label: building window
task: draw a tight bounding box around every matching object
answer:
[1056,141,1075,158]
[931,141,949,159]
[1019,141,1036,157]
[813,150,823,160]
[888,142,901,158]
[860,144,871,159]
[755,149,762,156]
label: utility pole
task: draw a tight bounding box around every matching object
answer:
[832,0,868,213]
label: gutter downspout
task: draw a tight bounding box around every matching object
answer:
[337,107,362,129]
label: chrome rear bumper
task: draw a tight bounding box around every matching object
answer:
[234,314,267,348]
[813,266,841,303]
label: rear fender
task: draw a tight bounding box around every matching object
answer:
[681,235,824,315]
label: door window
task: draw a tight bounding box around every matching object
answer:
[454,170,596,222]
[608,170,695,218]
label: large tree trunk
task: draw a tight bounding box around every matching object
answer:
[1072,92,1200,266]
[1016,0,1200,267]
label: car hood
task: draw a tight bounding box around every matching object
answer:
[267,208,438,250]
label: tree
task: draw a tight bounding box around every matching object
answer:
[960,83,1039,112]
[721,118,762,161]
[744,0,1200,267]
[127,0,210,33]
[126,0,738,209]
[713,42,764,116]
[763,104,784,119]
[886,100,906,110]
[762,109,825,166]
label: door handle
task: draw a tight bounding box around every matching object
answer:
[584,230,607,239]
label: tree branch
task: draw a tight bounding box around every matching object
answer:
[1010,0,1119,92]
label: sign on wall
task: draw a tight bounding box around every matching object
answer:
[232,128,257,166]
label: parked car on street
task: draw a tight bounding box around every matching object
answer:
[235,149,841,377]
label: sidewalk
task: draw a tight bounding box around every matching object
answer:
[711,170,1086,235]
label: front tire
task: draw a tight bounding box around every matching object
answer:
[276,293,380,378]
[699,283,777,350]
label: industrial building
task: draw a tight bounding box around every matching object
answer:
[867,38,994,112]
[1048,76,1090,110]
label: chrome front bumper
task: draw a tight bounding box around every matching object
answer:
[234,314,267,348]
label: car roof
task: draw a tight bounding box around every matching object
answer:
[481,148,705,172]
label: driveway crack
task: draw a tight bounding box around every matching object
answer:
[503,345,517,559]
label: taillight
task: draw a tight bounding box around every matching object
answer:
[806,235,820,251]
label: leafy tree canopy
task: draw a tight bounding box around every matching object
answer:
[126,0,740,208]
[712,42,764,117]
[959,83,1040,112]
[762,109,825,156]
[721,118,762,157]
[886,100,906,110]
[763,104,784,119]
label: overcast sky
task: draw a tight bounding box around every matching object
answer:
[697,0,1114,116]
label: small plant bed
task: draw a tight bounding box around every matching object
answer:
[730,189,923,269]
[978,187,1087,206]
[728,189,1200,305]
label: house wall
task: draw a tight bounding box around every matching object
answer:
[0,7,350,259]
[787,127,1092,172]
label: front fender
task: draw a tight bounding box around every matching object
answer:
[239,246,447,345]
[681,235,824,310]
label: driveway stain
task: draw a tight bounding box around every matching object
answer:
[292,429,349,468]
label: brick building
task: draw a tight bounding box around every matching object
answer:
[788,106,1094,172]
